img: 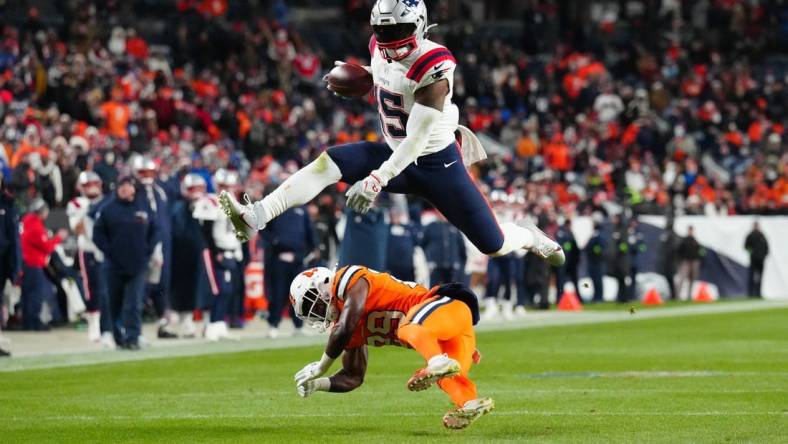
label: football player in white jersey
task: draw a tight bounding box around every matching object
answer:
[220,0,564,267]
[193,169,243,341]
[66,171,108,344]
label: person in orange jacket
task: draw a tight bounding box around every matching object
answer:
[20,199,67,330]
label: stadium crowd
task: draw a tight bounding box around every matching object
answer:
[0,1,785,350]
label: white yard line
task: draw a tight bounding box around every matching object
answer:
[2,410,787,423]
[0,300,786,373]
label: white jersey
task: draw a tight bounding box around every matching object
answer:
[66,195,102,257]
[370,38,459,155]
[192,193,243,259]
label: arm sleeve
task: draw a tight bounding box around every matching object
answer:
[372,103,442,186]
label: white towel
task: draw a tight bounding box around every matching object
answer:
[456,125,487,166]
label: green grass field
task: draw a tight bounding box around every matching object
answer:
[1,308,786,443]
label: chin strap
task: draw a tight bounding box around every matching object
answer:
[425,23,438,37]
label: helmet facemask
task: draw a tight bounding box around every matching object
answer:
[294,286,338,333]
[374,23,418,61]
[370,0,430,62]
[290,268,338,334]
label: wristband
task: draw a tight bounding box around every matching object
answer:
[318,352,336,372]
[313,377,331,392]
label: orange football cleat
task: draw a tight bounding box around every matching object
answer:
[407,354,460,391]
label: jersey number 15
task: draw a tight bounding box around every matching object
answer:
[376,86,409,139]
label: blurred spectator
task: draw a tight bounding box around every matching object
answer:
[627,218,647,301]
[194,169,244,341]
[260,205,316,338]
[744,221,769,298]
[585,221,606,303]
[20,199,66,330]
[93,176,159,350]
[338,207,388,270]
[523,232,552,309]
[131,156,176,339]
[66,171,109,343]
[0,171,20,303]
[658,217,680,300]
[385,209,419,282]
[169,174,209,338]
[555,219,580,298]
[483,254,515,321]
[421,215,467,287]
[607,215,631,303]
[675,225,704,300]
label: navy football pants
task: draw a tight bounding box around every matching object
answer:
[327,142,504,255]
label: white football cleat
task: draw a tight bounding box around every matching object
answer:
[443,397,495,429]
[179,312,197,338]
[218,191,262,243]
[501,301,515,321]
[513,305,527,318]
[100,332,115,349]
[204,321,239,342]
[85,312,101,342]
[407,353,461,391]
[268,327,280,339]
[519,220,565,266]
[481,298,499,322]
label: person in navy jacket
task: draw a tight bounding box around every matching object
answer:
[421,214,467,286]
[93,176,159,349]
[385,209,421,282]
[0,172,20,307]
[260,205,316,338]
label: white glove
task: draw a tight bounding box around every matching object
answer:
[294,353,335,386]
[297,377,330,398]
[345,174,384,214]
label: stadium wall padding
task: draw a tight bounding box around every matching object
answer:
[639,216,788,299]
[572,215,787,300]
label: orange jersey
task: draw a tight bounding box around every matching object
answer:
[100,101,130,139]
[332,265,436,349]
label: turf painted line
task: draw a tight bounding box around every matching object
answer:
[3,410,787,422]
[0,300,785,373]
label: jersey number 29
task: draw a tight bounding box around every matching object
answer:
[367,310,405,347]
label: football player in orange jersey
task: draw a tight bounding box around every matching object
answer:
[289,265,493,429]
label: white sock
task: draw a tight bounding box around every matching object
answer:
[490,222,534,257]
[254,152,342,224]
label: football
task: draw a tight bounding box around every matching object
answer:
[326,63,374,98]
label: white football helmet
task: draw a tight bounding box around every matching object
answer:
[180,173,207,201]
[290,267,338,333]
[370,0,431,62]
[131,155,157,185]
[77,171,103,198]
[213,168,240,190]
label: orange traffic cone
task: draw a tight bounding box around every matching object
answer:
[557,286,583,311]
[643,288,664,305]
[693,282,714,303]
